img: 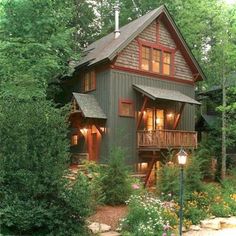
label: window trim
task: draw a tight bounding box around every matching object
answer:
[139,39,175,76]
[83,70,96,92]
[119,99,135,117]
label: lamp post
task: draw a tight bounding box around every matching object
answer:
[177,148,188,236]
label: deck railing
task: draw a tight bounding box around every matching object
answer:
[137,129,197,149]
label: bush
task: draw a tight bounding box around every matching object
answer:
[0,99,91,235]
[101,147,132,205]
[184,191,210,225]
[185,155,203,193]
[156,163,179,200]
[120,194,176,236]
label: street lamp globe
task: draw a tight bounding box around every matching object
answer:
[177,149,188,165]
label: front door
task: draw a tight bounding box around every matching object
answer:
[87,125,101,162]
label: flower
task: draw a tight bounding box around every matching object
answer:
[162,233,167,236]
[131,183,140,189]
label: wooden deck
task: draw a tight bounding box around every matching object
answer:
[137,129,197,149]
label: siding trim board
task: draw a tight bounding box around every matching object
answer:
[111,65,194,85]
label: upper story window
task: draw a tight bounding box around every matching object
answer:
[152,49,161,73]
[141,46,151,71]
[140,45,173,76]
[83,71,96,92]
[163,52,171,75]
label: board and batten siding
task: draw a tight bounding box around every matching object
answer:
[115,18,194,81]
[86,70,111,162]
[108,69,196,164]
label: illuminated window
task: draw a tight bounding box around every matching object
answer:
[119,99,134,117]
[141,46,151,71]
[84,71,96,92]
[163,52,171,75]
[152,49,161,73]
[146,108,164,130]
[156,109,164,129]
[146,109,154,130]
[140,44,173,76]
[71,135,78,145]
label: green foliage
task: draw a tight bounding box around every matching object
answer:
[0,98,91,235]
[101,147,132,205]
[184,191,211,225]
[156,163,179,199]
[120,194,176,236]
[185,155,203,193]
[82,160,106,208]
[0,0,78,99]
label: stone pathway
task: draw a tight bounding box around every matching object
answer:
[88,216,236,236]
[184,228,236,236]
[184,217,236,236]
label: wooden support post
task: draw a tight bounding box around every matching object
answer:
[144,158,156,187]
[173,103,185,130]
[136,96,148,130]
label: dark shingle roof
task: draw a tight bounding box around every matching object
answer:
[133,84,200,105]
[76,5,206,81]
[73,93,107,119]
[77,8,160,67]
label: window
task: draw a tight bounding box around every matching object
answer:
[140,45,172,76]
[163,52,171,75]
[152,49,161,73]
[155,109,164,129]
[83,71,95,92]
[119,99,134,117]
[146,108,164,130]
[141,46,151,71]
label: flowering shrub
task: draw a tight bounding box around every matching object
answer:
[120,194,176,236]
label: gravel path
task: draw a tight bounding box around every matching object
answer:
[88,205,127,230]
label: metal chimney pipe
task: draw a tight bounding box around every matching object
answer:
[114,0,120,39]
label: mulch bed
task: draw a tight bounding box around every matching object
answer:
[88,205,128,230]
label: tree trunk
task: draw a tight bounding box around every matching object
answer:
[221,71,227,180]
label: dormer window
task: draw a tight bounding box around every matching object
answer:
[140,45,173,76]
[83,71,96,92]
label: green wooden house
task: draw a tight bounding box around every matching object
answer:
[68,5,205,183]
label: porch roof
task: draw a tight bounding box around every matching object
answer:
[133,84,201,105]
[73,93,107,119]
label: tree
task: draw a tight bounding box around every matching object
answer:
[0,0,78,99]
[0,98,91,235]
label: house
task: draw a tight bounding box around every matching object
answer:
[68,5,205,184]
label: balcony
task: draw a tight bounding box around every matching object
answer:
[137,129,197,149]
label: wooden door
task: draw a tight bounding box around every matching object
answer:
[87,126,101,162]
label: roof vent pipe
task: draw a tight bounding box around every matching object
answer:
[114,0,120,39]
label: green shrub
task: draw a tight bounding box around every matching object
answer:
[0,99,91,235]
[101,147,132,205]
[120,194,176,236]
[184,191,210,225]
[185,155,203,193]
[156,163,179,200]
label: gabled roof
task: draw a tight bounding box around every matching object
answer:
[133,84,200,105]
[76,5,206,81]
[73,93,107,119]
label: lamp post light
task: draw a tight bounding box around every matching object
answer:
[177,148,188,236]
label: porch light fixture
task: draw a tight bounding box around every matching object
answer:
[80,128,88,136]
[177,148,188,236]
[167,113,174,118]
